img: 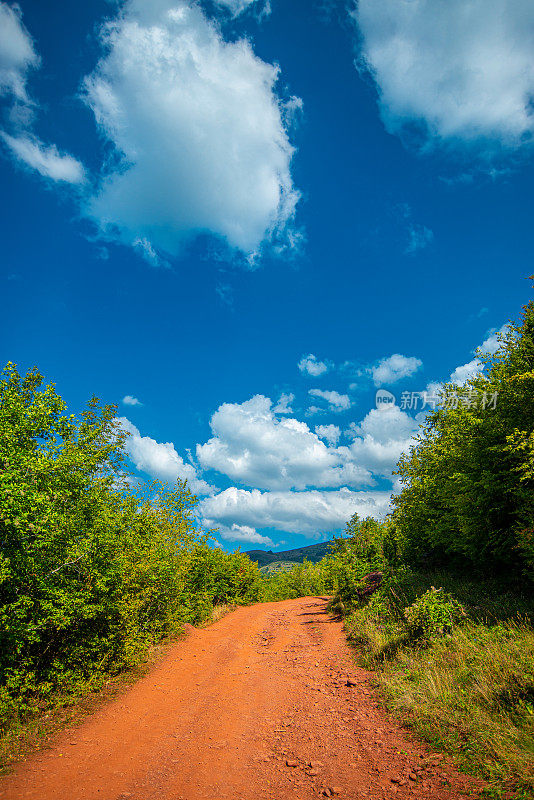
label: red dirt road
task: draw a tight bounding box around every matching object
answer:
[0,598,479,800]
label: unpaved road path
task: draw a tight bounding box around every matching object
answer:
[0,597,479,800]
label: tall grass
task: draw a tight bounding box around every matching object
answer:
[344,573,534,797]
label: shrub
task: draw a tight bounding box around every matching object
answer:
[257,558,335,602]
[328,515,397,609]
[0,364,262,733]
[404,587,465,642]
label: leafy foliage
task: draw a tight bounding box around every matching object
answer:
[403,587,465,642]
[392,300,534,578]
[0,364,260,731]
[344,575,534,794]
[326,514,398,611]
[257,558,335,601]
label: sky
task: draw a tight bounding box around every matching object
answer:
[1,0,533,551]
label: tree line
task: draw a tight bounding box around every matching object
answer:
[0,364,260,730]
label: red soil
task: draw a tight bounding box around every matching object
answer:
[0,597,480,800]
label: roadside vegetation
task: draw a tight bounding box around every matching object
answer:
[257,556,335,600]
[2,295,533,793]
[0,363,261,747]
[311,297,534,797]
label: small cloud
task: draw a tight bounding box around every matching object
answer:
[395,204,433,256]
[1,133,85,183]
[122,395,143,407]
[0,5,86,189]
[216,282,234,308]
[213,0,270,17]
[315,424,341,446]
[308,389,351,411]
[449,359,481,385]
[0,3,39,102]
[218,523,274,547]
[283,95,304,126]
[298,353,329,377]
[371,354,422,387]
[133,237,169,268]
[405,224,434,255]
[440,171,475,186]
[449,324,510,385]
[117,416,214,495]
[273,392,294,415]
[479,324,510,356]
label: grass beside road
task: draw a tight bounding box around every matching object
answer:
[343,570,534,798]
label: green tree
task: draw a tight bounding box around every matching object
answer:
[0,364,260,729]
[393,299,534,578]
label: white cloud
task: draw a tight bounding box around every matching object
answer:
[308,389,351,411]
[371,353,422,387]
[1,133,85,183]
[449,359,482,386]
[0,6,85,184]
[315,424,341,446]
[424,381,443,398]
[0,2,38,102]
[117,416,214,495]
[273,391,294,415]
[479,325,510,356]
[200,486,392,537]
[405,224,434,255]
[196,394,373,490]
[83,0,300,260]
[450,324,510,385]
[354,0,534,151]
[298,353,329,377]
[133,237,169,269]
[213,0,267,15]
[217,523,274,547]
[122,395,143,406]
[346,405,419,477]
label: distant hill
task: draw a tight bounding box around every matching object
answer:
[244,541,332,568]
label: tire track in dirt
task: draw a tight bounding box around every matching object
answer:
[0,597,481,800]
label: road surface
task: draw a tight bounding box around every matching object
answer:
[0,597,478,800]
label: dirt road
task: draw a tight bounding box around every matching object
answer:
[0,597,478,800]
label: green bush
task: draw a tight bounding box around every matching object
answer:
[182,545,260,622]
[393,300,534,579]
[327,515,398,610]
[0,364,261,733]
[404,587,465,642]
[258,558,335,601]
[342,568,534,794]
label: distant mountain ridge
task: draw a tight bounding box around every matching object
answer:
[244,541,332,568]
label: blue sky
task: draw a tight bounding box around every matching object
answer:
[1,0,533,550]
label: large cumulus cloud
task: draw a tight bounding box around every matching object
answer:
[84,0,300,260]
[354,0,534,151]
